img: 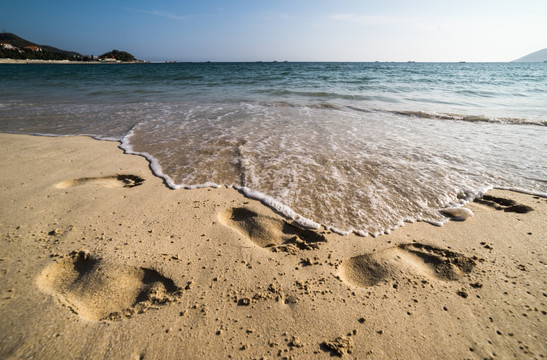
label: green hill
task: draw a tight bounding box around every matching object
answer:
[98,50,137,62]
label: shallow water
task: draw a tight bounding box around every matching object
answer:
[1,62,545,235]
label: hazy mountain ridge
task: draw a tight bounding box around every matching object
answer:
[512,48,547,62]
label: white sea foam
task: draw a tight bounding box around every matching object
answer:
[23,101,545,238]
[120,127,178,189]
[495,186,547,198]
[234,185,321,229]
[117,101,545,235]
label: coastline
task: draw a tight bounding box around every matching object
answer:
[0,59,144,64]
[0,133,545,359]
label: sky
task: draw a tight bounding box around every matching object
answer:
[2,0,546,62]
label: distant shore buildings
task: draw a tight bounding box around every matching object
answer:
[1,43,43,52]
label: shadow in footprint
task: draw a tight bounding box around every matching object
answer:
[55,174,144,189]
[474,194,533,214]
[401,243,476,280]
[37,250,182,321]
[220,207,326,253]
[341,243,477,287]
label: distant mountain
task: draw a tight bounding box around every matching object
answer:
[512,48,547,62]
[0,33,83,59]
[98,50,137,62]
[0,33,140,62]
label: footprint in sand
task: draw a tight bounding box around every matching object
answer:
[341,243,477,287]
[36,250,182,321]
[474,194,533,214]
[55,174,144,189]
[219,207,326,254]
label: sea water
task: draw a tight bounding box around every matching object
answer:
[0,62,545,235]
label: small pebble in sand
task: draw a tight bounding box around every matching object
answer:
[441,207,473,221]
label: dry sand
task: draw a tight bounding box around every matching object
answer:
[0,133,545,359]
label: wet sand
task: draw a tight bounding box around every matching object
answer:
[0,133,545,359]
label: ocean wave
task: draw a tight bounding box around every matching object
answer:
[380,110,546,126]
[258,89,374,101]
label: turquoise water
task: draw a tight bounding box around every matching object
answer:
[1,62,545,235]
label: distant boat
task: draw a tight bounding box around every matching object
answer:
[459,61,466,63]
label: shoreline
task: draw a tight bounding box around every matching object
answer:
[1,133,545,359]
[16,132,547,237]
[0,59,144,64]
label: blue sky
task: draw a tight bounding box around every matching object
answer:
[2,0,546,62]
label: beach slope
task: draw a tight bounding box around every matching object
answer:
[0,133,545,359]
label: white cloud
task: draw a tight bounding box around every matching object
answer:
[330,14,413,26]
[257,11,292,21]
[124,8,188,21]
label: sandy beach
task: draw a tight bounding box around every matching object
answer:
[0,133,545,359]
